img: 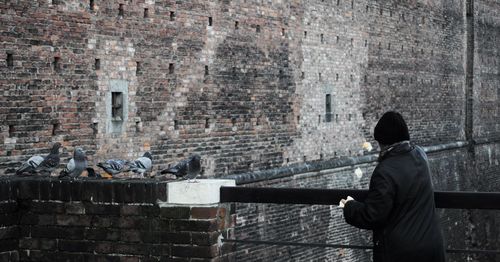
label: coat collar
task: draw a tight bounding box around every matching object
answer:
[378,140,412,161]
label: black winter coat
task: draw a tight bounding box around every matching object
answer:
[343,142,445,262]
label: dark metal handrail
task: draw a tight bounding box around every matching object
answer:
[220,186,500,255]
[220,187,500,209]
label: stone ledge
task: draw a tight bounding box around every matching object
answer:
[0,176,170,204]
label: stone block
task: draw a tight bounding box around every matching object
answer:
[165,180,235,205]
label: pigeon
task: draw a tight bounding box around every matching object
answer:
[161,154,201,182]
[97,159,130,176]
[16,155,44,175]
[35,142,62,175]
[59,148,87,178]
[128,152,152,177]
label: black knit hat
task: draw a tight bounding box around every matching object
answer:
[374,111,410,145]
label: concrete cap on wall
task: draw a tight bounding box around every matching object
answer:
[166,179,236,205]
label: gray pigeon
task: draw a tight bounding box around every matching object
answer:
[59,148,87,178]
[16,155,44,175]
[36,142,62,175]
[97,159,130,176]
[161,154,201,182]
[128,152,152,177]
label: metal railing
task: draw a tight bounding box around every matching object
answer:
[220,187,500,255]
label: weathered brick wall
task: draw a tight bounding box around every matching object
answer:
[233,163,375,262]
[473,0,500,140]
[0,0,304,175]
[358,0,466,146]
[0,0,499,177]
[1,0,500,261]
[0,180,19,261]
[0,177,235,261]
[234,145,500,262]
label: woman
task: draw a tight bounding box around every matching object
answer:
[341,111,445,262]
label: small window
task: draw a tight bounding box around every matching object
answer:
[281,28,285,37]
[89,0,95,11]
[205,65,209,76]
[144,8,149,18]
[304,31,307,38]
[235,21,239,30]
[320,34,324,43]
[208,17,213,26]
[256,25,261,33]
[169,63,174,74]
[111,92,124,121]
[170,11,175,21]
[325,94,332,122]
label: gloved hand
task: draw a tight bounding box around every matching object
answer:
[338,196,354,208]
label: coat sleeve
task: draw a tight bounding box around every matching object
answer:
[343,168,395,230]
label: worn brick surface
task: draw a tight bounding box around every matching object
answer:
[0,0,499,261]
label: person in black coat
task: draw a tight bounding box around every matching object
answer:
[341,111,446,262]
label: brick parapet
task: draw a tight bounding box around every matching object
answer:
[0,177,236,261]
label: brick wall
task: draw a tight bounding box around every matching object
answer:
[0,177,235,261]
[0,180,19,261]
[1,0,500,261]
[233,144,500,262]
[0,0,499,177]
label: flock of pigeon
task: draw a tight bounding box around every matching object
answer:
[15,142,202,181]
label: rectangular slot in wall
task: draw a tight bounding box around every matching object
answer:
[6,53,13,68]
[94,58,100,70]
[144,8,149,18]
[170,11,175,21]
[208,17,213,26]
[111,92,124,121]
[119,4,124,17]
[169,63,174,74]
[53,57,61,72]
[8,125,14,137]
[90,0,94,10]
[136,61,141,75]
[325,94,332,122]
[52,123,60,136]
